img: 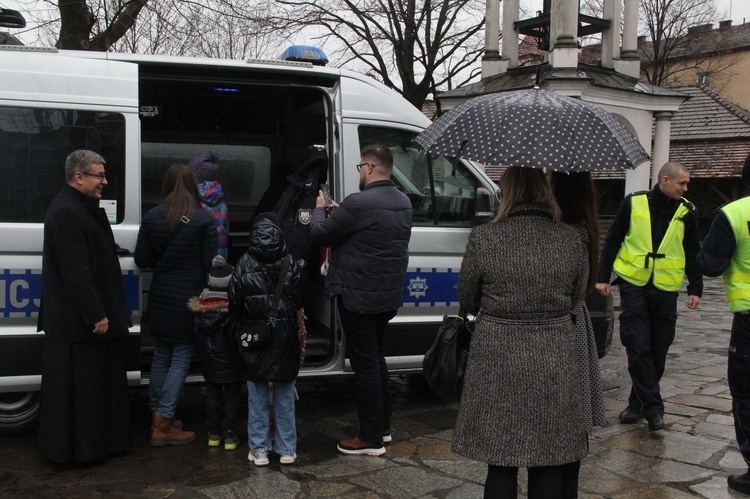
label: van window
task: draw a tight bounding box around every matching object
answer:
[359,126,479,226]
[141,143,271,227]
[0,106,126,223]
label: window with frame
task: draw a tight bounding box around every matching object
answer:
[358,126,480,226]
[0,106,126,223]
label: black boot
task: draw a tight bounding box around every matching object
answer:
[728,472,750,495]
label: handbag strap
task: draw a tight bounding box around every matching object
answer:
[156,215,189,263]
[268,254,291,319]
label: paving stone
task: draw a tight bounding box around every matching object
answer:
[690,475,737,498]
[667,394,733,412]
[603,428,728,466]
[348,466,463,498]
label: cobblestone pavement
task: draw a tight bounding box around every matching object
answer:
[0,277,745,498]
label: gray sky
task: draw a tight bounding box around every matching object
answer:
[4,0,750,44]
[717,0,750,24]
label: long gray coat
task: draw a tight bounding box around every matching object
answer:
[452,204,589,467]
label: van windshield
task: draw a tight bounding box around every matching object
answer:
[359,126,481,227]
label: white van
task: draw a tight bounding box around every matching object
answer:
[0,45,504,433]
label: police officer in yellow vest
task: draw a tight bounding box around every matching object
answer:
[597,162,702,433]
[698,153,750,495]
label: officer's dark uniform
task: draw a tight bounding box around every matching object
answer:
[699,157,750,495]
[598,184,702,425]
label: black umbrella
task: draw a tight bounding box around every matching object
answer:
[414,88,649,171]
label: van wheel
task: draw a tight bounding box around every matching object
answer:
[0,391,40,435]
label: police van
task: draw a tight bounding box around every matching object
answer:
[0,44,517,433]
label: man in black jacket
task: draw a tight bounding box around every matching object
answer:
[698,154,750,495]
[596,162,702,433]
[37,149,132,463]
[310,144,413,456]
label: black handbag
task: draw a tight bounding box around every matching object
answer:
[422,308,473,401]
[237,255,290,351]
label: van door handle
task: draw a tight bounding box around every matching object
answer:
[115,244,130,256]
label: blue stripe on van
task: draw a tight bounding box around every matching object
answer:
[402,268,460,307]
[0,269,140,318]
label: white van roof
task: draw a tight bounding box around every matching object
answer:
[0,46,431,129]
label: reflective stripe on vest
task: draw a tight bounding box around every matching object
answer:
[721,197,750,312]
[612,193,689,291]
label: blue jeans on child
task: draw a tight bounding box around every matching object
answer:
[150,338,194,419]
[247,380,296,456]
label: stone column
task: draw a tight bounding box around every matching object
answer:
[651,111,674,187]
[601,0,622,68]
[615,0,640,77]
[483,0,504,77]
[550,0,579,68]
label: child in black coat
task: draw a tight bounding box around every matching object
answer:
[188,255,244,450]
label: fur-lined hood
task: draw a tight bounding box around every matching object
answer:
[188,296,229,313]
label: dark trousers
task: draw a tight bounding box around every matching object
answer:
[728,313,750,467]
[205,381,243,433]
[485,463,576,499]
[618,281,678,416]
[337,296,395,444]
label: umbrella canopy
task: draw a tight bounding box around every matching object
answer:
[414,89,650,171]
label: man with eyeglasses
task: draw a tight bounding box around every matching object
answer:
[310,144,413,456]
[37,149,132,464]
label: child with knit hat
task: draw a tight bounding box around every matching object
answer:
[188,255,243,450]
[188,149,230,258]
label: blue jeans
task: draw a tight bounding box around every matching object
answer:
[247,380,296,456]
[618,281,678,416]
[150,338,194,419]
[337,296,395,444]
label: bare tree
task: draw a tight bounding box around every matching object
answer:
[267,0,485,110]
[639,0,735,87]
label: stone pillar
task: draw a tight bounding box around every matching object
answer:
[615,0,640,78]
[550,0,579,68]
[650,111,674,188]
[482,0,504,77]
[601,0,622,68]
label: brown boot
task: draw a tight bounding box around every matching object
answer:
[151,407,183,430]
[150,414,196,447]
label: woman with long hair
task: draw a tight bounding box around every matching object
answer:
[452,166,589,499]
[135,163,217,446]
[552,171,607,498]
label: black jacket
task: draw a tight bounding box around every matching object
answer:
[135,204,217,343]
[38,185,131,341]
[598,185,703,297]
[310,179,413,314]
[188,297,243,384]
[228,216,307,382]
[698,187,750,277]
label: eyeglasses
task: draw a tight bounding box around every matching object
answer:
[78,171,107,181]
[355,162,372,172]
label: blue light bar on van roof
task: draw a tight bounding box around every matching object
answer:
[214,87,240,93]
[279,45,328,66]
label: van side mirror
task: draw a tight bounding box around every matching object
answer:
[0,8,26,28]
[475,186,498,219]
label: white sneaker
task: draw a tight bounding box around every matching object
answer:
[248,449,269,466]
[279,452,297,465]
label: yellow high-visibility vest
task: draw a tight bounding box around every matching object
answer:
[613,193,689,291]
[721,197,750,312]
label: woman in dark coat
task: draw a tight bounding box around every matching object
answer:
[452,166,589,499]
[552,171,607,498]
[229,212,306,466]
[135,163,217,446]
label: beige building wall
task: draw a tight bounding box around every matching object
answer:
[662,51,750,110]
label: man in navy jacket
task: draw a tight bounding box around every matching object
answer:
[310,144,412,456]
